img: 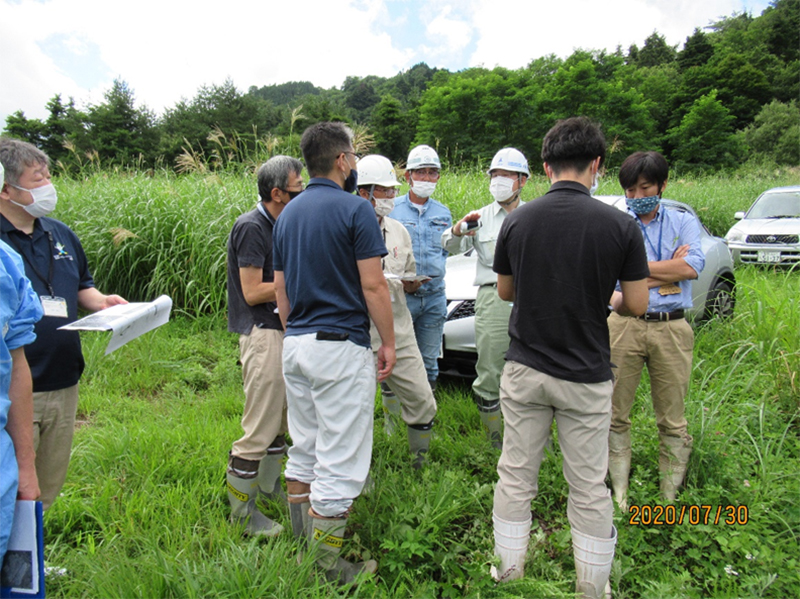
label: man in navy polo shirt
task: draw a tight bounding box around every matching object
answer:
[274,122,395,584]
[0,138,127,510]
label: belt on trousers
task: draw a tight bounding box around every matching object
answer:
[639,310,684,322]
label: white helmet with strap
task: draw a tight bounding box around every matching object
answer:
[488,147,529,176]
[407,145,441,171]
[356,155,401,187]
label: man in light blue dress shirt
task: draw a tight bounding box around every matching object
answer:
[389,145,452,390]
[607,151,705,510]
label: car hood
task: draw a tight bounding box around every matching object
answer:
[729,218,800,236]
[444,251,478,300]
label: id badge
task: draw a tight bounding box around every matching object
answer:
[40,295,69,318]
[658,284,681,296]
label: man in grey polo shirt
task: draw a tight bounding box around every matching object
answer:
[442,147,529,449]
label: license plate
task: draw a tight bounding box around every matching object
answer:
[757,250,781,263]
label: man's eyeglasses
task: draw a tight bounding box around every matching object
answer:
[343,151,362,161]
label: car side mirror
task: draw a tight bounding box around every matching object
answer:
[734,211,745,220]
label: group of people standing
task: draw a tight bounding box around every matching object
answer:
[0,115,703,599]
[223,117,704,597]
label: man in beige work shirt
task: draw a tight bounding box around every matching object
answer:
[442,148,528,449]
[357,155,437,468]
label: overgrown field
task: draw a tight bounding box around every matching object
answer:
[54,166,798,316]
[41,168,799,598]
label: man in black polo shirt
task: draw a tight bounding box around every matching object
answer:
[0,137,127,510]
[489,118,649,599]
[225,155,304,537]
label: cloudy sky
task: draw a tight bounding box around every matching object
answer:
[0,0,772,126]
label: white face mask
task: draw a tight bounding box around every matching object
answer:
[374,196,394,218]
[10,183,58,218]
[411,180,437,199]
[589,169,601,196]
[490,177,517,203]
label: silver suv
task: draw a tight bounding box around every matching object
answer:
[724,185,800,266]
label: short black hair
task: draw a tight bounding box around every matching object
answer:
[257,155,303,202]
[541,117,606,175]
[299,122,353,178]
[618,151,669,191]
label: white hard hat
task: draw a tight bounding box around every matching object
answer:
[406,145,441,171]
[356,155,401,187]
[488,147,529,176]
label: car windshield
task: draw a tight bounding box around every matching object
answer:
[747,191,800,219]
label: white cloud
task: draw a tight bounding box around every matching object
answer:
[1,0,413,122]
[0,0,774,126]
[468,0,768,69]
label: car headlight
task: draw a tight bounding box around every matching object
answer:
[725,229,745,243]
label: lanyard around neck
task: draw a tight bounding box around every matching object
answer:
[8,230,56,296]
[638,215,663,262]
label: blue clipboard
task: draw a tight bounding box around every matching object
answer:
[1,500,45,598]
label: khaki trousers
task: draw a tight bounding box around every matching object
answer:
[608,313,693,438]
[231,326,288,461]
[372,295,437,425]
[33,384,79,510]
[472,285,512,402]
[494,361,614,539]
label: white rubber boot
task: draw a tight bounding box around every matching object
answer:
[659,434,693,502]
[608,430,631,512]
[490,513,531,582]
[572,526,616,599]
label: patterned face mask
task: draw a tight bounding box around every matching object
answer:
[626,195,660,215]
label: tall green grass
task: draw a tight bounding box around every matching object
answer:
[39,275,797,598]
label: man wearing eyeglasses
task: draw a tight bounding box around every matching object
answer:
[274,123,395,584]
[225,155,304,538]
[441,148,529,450]
[356,154,436,469]
[389,145,452,392]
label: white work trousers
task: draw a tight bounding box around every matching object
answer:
[282,333,376,517]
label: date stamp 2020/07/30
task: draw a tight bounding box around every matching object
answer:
[628,504,750,526]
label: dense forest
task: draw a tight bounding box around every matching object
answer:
[4,0,798,173]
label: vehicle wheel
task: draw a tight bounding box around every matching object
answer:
[705,279,735,320]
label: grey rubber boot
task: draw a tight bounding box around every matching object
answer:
[407,421,433,469]
[608,430,632,512]
[310,514,378,585]
[479,407,503,450]
[474,393,503,449]
[227,455,283,537]
[381,382,402,436]
[573,526,616,599]
[659,434,693,501]
[256,443,286,501]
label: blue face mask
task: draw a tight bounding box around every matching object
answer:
[626,195,660,215]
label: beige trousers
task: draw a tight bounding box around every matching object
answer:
[494,361,614,539]
[608,313,693,438]
[231,326,288,461]
[371,296,437,425]
[33,384,80,510]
